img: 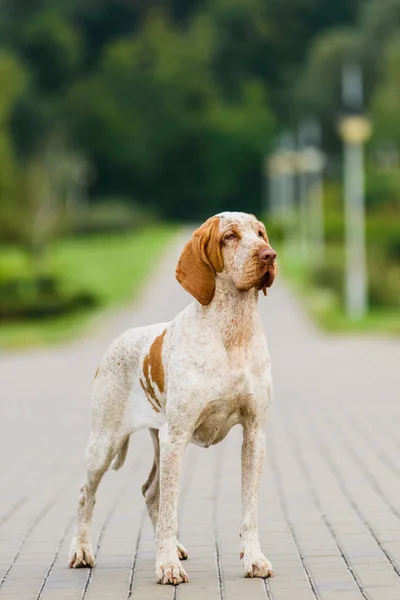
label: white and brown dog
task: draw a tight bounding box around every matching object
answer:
[69,211,277,585]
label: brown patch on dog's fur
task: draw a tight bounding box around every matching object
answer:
[94,366,99,379]
[140,329,167,412]
[140,378,160,413]
[148,330,166,394]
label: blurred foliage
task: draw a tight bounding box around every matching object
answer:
[295,29,359,148]
[280,242,400,334]
[296,0,400,157]
[0,274,96,321]
[2,0,399,216]
[321,180,400,310]
[284,0,400,327]
[370,37,400,148]
[0,0,399,335]
[71,199,158,235]
[0,224,176,347]
[0,0,364,221]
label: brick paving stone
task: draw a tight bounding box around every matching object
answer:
[1,230,400,599]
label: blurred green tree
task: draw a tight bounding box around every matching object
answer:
[294,28,359,149]
[293,0,400,151]
[370,37,400,145]
[0,0,369,220]
[69,11,274,217]
[0,52,28,241]
[359,0,400,93]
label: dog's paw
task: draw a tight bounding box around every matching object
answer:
[241,551,273,579]
[156,558,189,585]
[69,540,95,568]
[177,540,189,560]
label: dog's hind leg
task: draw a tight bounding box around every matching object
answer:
[69,432,123,568]
[142,429,160,528]
[68,328,145,568]
[111,436,130,470]
[142,429,188,561]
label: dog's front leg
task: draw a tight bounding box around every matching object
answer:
[155,423,189,585]
[240,425,274,578]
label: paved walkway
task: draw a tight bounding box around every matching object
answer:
[1,231,400,600]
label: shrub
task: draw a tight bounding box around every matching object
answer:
[70,198,158,235]
[310,250,344,299]
[0,273,97,321]
[366,219,400,261]
[308,246,400,310]
[262,217,286,244]
[369,262,400,309]
[324,214,345,243]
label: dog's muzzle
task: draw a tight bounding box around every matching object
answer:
[257,246,277,295]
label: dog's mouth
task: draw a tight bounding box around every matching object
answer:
[257,265,276,296]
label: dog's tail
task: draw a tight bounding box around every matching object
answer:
[111,437,130,471]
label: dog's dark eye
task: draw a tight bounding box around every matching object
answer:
[258,230,264,238]
[224,233,236,241]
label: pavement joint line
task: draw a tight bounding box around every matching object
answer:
[0,443,54,491]
[0,460,82,591]
[213,446,225,600]
[319,402,400,527]
[304,402,400,580]
[0,444,76,530]
[126,507,146,599]
[349,415,400,481]
[35,515,75,600]
[263,577,273,599]
[0,496,28,527]
[2,250,400,598]
[338,411,400,518]
[283,408,369,600]
[81,459,141,600]
[0,450,42,495]
[375,417,400,454]
[0,499,56,590]
[126,434,195,597]
[268,431,320,600]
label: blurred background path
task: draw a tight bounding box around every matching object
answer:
[0,232,399,600]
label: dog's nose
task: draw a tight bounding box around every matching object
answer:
[259,247,277,264]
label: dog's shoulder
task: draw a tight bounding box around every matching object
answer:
[99,322,170,375]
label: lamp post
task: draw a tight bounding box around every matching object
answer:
[266,155,279,217]
[302,146,326,260]
[298,122,309,260]
[266,136,297,254]
[297,119,325,261]
[338,62,371,320]
[277,133,296,227]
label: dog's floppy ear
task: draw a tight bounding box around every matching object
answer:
[176,217,224,305]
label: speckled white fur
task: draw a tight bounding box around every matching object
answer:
[69,212,276,585]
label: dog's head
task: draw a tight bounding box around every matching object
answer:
[176,212,277,305]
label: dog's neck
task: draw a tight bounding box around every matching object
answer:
[195,277,258,349]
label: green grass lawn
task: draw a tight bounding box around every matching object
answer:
[279,247,400,336]
[0,224,177,348]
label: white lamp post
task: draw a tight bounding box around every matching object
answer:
[267,139,297,255]
[297,119,325,261]
[278,133,296,227]
[297,122,309,260]
[339,62,372,320]
[266,156,279,217]
[302,146,326,260]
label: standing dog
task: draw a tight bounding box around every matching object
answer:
[69,212,277,585]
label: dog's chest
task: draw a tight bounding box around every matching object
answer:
[190,396,244,448]
[190,367,264,449]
